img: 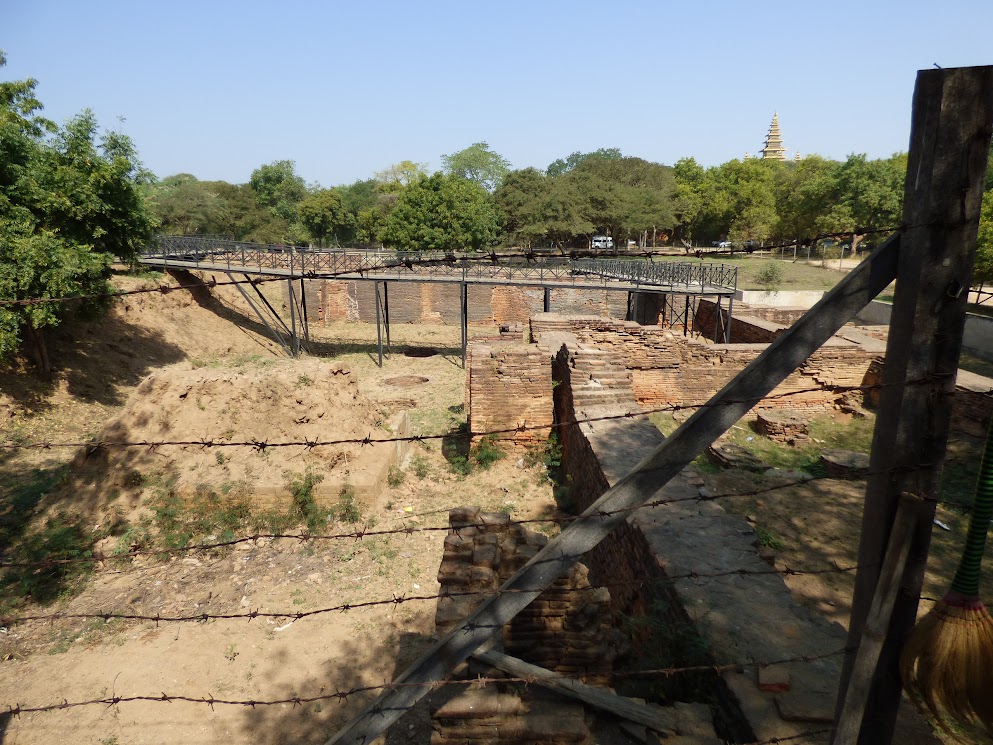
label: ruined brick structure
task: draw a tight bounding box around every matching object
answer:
[465,342,554,449]
[434,507,626,682]
[528,314,879,414]
[311,280,628,325]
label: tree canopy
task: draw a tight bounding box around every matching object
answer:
[0,53,154,375]
[379,173,500,251]
[442,142,510,192]
[546,148,623,177]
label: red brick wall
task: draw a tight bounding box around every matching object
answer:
[318,281,628,326]
[466,341,554,446]
[532,314,879,415]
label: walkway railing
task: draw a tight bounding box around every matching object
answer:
[140,237,738,293]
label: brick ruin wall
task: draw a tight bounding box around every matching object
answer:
[312,280,628,326]
[530,314,879,414]
[430,507,639,745]
[434,507,625,682]
[466,341,554,448]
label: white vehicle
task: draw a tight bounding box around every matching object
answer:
[591,235,614,250]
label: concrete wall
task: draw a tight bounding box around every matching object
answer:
[856,300,993,362]
[734,289,825,307]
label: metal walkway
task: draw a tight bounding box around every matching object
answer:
[138,236,738,363]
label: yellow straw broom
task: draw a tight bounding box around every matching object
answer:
[900,423,993,736]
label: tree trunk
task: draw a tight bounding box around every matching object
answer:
[26,324,52,379]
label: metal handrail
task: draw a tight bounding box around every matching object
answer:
[140,237,737,293]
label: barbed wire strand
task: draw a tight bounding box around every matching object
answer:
[0,467,890,573]
[1,648,847,717]
[0,560,868,627]
[0,374,964,453]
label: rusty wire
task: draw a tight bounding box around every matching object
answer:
[1,649,848,717]
[0,559,867,627]
[0,376,963,454]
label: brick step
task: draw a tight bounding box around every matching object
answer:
[585,371,632,382]
[572,392,639,406]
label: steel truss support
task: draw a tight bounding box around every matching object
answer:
[228,272,294,356]
[374,281,392,368]
[460,282,469,368]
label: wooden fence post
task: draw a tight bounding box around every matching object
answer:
[834,65,993,744]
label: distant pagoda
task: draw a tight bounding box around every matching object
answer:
[760,113,787,160]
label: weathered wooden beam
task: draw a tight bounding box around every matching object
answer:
[836,65,993,744]
[324,234,900,745]
[472,649,680,735]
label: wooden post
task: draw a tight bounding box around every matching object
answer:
[835,66,993,744]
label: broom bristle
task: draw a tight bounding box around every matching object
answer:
[900,594,993,738]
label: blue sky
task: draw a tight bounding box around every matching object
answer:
[4,0,991,187]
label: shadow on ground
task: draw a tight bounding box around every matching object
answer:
[237,631,437,745]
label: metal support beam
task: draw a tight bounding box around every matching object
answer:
[227,272,292,356]
[324,233,901,745]
[543,286,551,313]
[300,278,310,347]
[383,281,391,353]
[287,279,299,357]
[460,282,468,368]
[725,295,734,343]
[375,281,383,368]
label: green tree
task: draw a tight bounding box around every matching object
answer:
[773,155,838,242]
[374,160,428,191]
[974,191,993,285]
[380,173,500,251]
[249,160,308,223]
[493,168,553,247]
[146,174,229,235]
[298,188,354,246]
[567,156,675,247]
[815,154,905,248]
[0,55,154,375]
[442,142,511,192]
[546,148,623,178]
[672,157,705,244]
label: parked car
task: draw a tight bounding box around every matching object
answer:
[717,240,733,248]
[591,236,614,249]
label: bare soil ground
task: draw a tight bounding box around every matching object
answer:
[0,272,557,745]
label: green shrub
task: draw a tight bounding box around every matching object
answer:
[387,465,406,487]
[525,434,562,472]
[449,455,473,476]
[331,484,361,524]
[411,454,430,479]
[470,436,505,470]
[2,511,95,604]
[289,468,327,532]
[756,262,784,292]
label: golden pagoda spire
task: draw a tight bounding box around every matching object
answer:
[761,113,787,160]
